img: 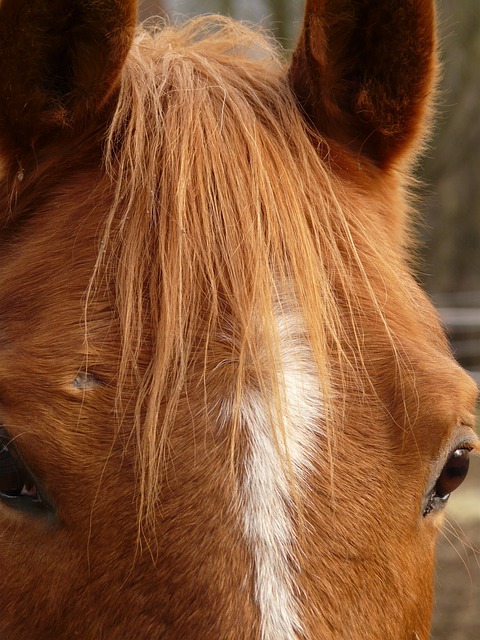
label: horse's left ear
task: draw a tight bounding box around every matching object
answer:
[0,0,138,150]
[288,0,437,168]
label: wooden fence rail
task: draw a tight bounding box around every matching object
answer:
[437,301,480,384]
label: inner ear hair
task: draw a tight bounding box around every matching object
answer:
[288,0,437,168]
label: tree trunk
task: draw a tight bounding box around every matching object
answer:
[266,0,290,42]
[139,0,167,21]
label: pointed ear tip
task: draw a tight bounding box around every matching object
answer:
[0,0,139,147]
[288,0,438,167]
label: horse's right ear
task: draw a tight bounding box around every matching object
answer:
[288,0,437,168]
[0,0,138,152]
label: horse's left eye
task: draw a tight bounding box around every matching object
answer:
[0,429,44,512]
[423,448,471,517]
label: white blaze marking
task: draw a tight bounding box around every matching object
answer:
[239,308,323,640]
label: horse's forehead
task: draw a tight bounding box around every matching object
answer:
[0,189,108,363]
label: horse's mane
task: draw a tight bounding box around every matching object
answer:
[90,16,428,529]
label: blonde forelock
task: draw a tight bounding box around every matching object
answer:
[90,16,418,531]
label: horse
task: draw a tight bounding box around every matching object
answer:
[0,1,476,638]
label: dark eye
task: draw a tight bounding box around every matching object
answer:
[0,428,47,514]
[423,448,471,517]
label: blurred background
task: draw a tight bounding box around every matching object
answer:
[140,2,480,637]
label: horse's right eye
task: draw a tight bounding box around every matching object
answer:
[423,447,471,517]
[0,429,46,513]
[435,448,471,497]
